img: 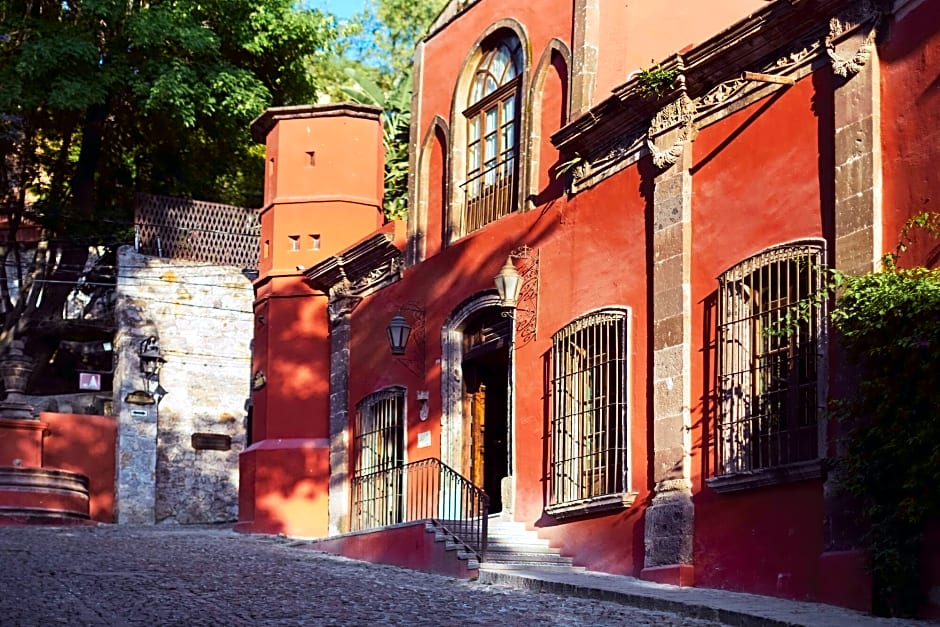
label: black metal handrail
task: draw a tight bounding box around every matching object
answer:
[459,156,517,235]
[350,457,489,560]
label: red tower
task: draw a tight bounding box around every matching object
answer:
[237,104,384,536]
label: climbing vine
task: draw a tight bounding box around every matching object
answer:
[828,212,940,617]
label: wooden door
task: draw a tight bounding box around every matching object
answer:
[470,385,486,487]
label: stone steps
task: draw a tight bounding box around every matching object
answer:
[426,516,584,573]
[480,517,582,571]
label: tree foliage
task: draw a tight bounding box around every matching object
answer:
[0,0,341,358]
[330,0,444,219]
[829,213,940,617]
[349,0,443,85]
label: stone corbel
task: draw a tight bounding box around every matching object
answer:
[327,281,362,323]
[825,1,882,78]
[646,91,697,171]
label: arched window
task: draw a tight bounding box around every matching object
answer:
[460,35,523,236]
[351,386,405,530]
[712,241,825,486]
[548,307,633,516]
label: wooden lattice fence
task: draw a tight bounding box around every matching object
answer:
[134,194,260,268]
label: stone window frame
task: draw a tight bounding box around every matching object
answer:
[707,240,828,494]
[546,306,636,519]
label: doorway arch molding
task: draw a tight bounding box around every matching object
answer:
[440,290,508,472]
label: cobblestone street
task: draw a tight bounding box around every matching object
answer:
[0,524,727,626]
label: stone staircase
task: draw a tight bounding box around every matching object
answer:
[427,515,582,573]
[480,516,582,571]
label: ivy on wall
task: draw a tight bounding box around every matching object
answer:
[829,212,940,617]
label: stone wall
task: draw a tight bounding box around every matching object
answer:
[114,247,253,524]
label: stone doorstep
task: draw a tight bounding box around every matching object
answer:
[475,568,923,627]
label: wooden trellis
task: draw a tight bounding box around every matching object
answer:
[134,194,260,268]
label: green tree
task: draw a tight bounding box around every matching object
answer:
[352,0,443,84]
[329,0,444,219]
[829,213,940,617]
[0,0,341,359]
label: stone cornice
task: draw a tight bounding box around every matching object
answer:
[551,0,871,191]
[304,228,403,299]
[250,103,383,144]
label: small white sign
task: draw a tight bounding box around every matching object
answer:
[79,372,101,391]
[417,431,432,448]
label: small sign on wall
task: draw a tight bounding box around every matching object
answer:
[79,372,101,391]
[417,431,431,449]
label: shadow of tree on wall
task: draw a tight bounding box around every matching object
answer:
[155,411,245,524]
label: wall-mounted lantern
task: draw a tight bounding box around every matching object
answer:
[385,305,426,376]
[139,336,166,378]
[134,336,167,406]
[494,257,523,308]
[386,310,412,356]
[493,246,540,343]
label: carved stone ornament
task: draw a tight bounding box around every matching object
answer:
[571,131,645,184]
[646,94,697,170]
[328,296,361,323]
[349,256,402,295]
[826,1,881,78]
[695,34,821,120]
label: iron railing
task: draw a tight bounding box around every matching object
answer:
[460,156,516,236]
[350,457,489,560]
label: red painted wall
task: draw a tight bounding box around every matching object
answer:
[880,1,940,612]
[689,73,827,599]
[242,106,385,537]
[237,438,330,537]
[309,522,477,578]
[41,412,116,522]
[880,0,940,267]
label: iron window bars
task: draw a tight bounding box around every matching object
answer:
[550,308,629,506]
[715,242,825,477]
[352,387,405,530]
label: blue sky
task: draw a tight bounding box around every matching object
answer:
[305,0,366,20]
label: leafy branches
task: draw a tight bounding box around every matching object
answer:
[636,62,679,100]
[828,212,940,617]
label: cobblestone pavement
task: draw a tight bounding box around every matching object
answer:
[0,524,727,627]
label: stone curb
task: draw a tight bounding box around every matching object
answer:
[476,568,925,627]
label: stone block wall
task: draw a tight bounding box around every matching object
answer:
[114,247,253,524]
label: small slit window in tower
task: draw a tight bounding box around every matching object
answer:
[306,151,316,167]
[311,234,321,251]
[289,235,300,251]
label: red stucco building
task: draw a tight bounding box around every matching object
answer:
[239,0,940,616]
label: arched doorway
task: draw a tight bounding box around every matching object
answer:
[441,292,513,514]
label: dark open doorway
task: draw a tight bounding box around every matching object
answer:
[461,309,510,513]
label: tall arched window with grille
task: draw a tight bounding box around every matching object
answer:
[711,241,826,490]
[351,387,405,530]
[548,307,633,517]
[460,35,522,236]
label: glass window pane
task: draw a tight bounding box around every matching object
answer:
[502,95,515,122]
[468,142,479,173]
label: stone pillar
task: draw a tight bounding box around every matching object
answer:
[113,322,159,524]
[642,102,695,586]
[327,291,360,536]
[831,9,882,276]
[570,0,599,115]
[818,4,882,610]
